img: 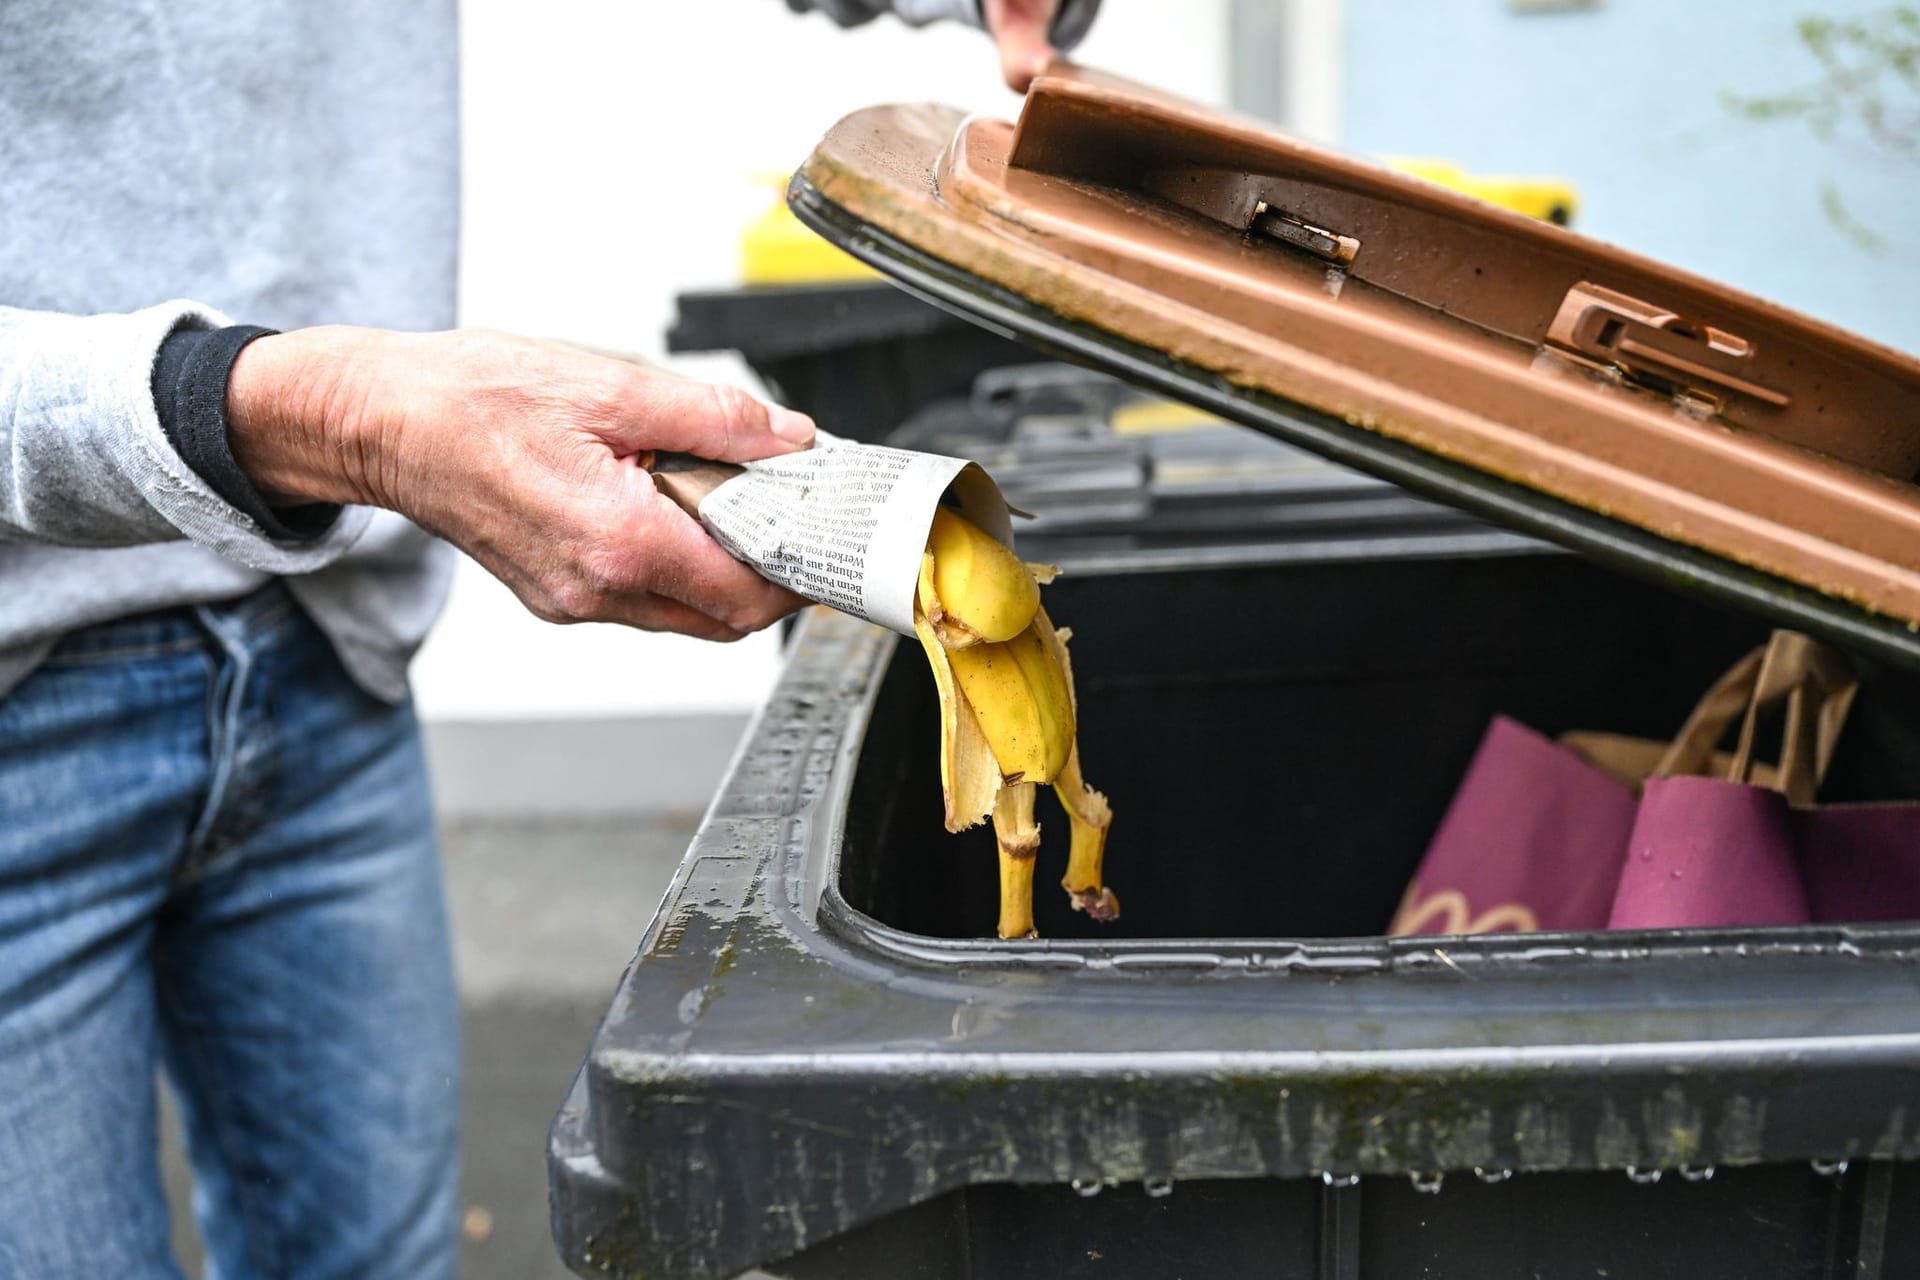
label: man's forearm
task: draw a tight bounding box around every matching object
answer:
[224,326,398,512]
[0,302,370,569]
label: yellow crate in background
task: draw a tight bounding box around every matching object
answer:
[1385,158,1579,226]
[741,175,879,285]
[742,161,1577,285]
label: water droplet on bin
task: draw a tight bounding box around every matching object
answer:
[1625,1165,1663,1184]
[1410,1171,1444,1194]
[1473,1167,1513,1184]
[1321,1170,1360,1188]
[1144,1177,1175,1198]
[1811,1157,1851,1178]
[1679,1165,1716,1183]
[1071,1178,1103,1198]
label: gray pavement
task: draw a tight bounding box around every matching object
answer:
[161,811,742,1279]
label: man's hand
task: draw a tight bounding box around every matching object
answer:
[225,327,815,642]
[982,0,1061,93]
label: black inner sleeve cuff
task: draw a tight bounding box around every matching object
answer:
[151,324,343,542]
[1052,0,1101,50]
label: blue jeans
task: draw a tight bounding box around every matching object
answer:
[0,585,458,1279]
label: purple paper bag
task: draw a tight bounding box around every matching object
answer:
[1390,716,1640,936]
[1397,632,1920,937]
[1606,775,1812,929]
[1799,806,1920,923]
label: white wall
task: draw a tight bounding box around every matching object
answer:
[414,0,1228,721]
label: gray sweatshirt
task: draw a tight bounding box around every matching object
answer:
[1,0,1094,703]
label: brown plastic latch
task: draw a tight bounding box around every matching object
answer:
[1545,282,1790,411]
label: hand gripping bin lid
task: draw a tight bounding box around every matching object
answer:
[549,70,1920,1280]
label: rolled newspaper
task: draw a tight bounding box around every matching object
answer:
[648,433,1017,637]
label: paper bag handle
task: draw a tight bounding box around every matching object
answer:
[1654,630,1857,805]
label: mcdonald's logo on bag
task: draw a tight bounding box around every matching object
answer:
[1389,885,1540,937]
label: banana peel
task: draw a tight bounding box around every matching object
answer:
[1039,620,1117,923]
[992,784,1040,939]
[912,552,1001,832]
[911,521,1117,939]
[923,507,1040,647]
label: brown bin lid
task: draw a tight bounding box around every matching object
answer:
[791,66,1920,668]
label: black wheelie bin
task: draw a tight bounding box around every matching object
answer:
[550,67,1920,1280]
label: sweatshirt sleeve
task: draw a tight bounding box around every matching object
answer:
[785,0,1101,48]
[0,300,371,570]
